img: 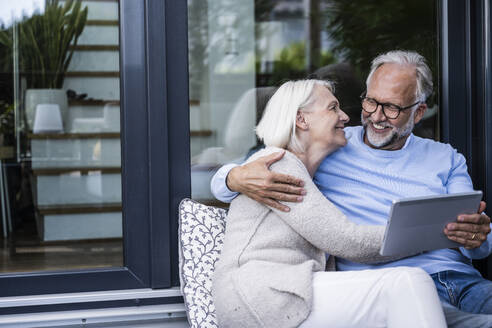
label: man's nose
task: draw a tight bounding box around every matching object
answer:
[371,104,387,121]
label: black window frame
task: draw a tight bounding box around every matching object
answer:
[0,0,188,304]
[441,0,492,277]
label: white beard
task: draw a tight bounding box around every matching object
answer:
[361,111,415,148]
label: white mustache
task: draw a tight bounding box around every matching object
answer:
[366,119,394,129]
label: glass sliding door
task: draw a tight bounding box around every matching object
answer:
[0,0,123,273]
[0,0,184,299]
[187,0,439,205]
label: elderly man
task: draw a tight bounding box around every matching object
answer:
[211,50,492,320]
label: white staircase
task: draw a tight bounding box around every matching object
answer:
[30,0,122,242]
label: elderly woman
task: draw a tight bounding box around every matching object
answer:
[212,79,446,328]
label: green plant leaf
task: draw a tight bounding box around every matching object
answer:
[1,0,87,89]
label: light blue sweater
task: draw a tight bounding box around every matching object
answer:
[211,126,492,276]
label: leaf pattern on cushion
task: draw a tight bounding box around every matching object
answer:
[179,198,227,328]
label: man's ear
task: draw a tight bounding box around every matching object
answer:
[413,103,428,125]
[296,111,309,130]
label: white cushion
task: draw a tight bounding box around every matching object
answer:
[178,198,227,328]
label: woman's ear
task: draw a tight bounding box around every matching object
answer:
[296,111,309,130]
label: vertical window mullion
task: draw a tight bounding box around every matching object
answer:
[119,0,151,284]
[164,0,191,287]
[145,0,172,288]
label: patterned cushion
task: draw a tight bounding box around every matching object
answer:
[178,198,227,328]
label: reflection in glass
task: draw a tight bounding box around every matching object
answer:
[188,0,438,205]
[0,0,122,273]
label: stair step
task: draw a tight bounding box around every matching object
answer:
[66,71,119,78]
[69,51,119,72]
[69,100,120,106]
[63,76,119,100]
[32,167,121,176]
[35,210,122,241]
[31,137,121,169]
[30,131,210,138]
[32,171,121,206]
[75,25,118,46]
[190,130,213,137]
[86,20,119,26]
[38,203,122,215]
[70,45,119,51]
[68,100,200,106]
[61,0,119,21]
[28,132,120,140]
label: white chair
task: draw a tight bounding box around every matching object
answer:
[178,198,227,328]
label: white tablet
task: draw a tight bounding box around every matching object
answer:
[380,191,483,256]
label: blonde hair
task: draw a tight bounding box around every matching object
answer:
[256,79,333,153]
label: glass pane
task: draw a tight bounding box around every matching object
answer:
[0,0,122,273]
[187,0,438,205]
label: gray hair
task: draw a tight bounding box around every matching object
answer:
[256,79,333,153]
[366,50,433,103]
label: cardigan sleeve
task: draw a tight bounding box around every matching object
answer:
[257,149,414,264]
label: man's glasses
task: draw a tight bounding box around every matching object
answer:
[360,93,421,119]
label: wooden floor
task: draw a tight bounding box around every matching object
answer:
[0,240,123,273]
[0,220,123,273]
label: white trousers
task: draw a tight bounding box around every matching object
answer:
[299,267,447,328]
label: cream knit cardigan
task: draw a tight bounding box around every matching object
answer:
[212,147,403,328]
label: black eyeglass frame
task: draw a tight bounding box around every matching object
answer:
[360,92,421,119]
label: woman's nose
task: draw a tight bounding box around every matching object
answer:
[339,109,350,123]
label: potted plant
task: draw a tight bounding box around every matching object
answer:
[0,0,88,131]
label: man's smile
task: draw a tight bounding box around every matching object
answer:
[369,122,392,133]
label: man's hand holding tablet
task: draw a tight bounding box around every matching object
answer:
[380,191,489,256]
[444,200,491,249]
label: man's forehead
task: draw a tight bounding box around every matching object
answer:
[372,63,416,82]
[367,64,417,95]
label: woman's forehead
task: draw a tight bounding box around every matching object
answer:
[312,84,337,103]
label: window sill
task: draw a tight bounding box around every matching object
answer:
[0,303,187,328]
[0,288,187,327]
[0,287,182,308]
